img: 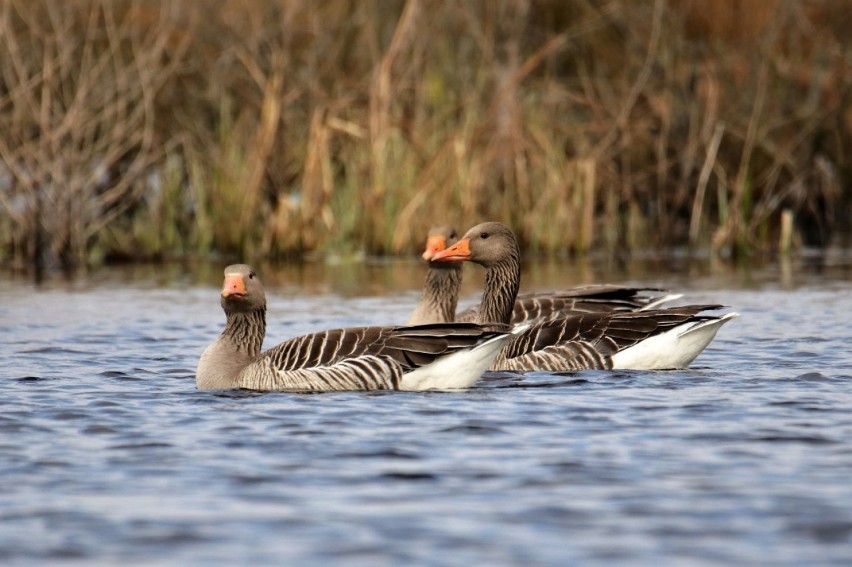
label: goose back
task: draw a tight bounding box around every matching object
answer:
[457,286,675,324]
[492,305,727,371]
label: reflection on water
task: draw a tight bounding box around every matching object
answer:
[1,252,851,566]
[6,245,851,296]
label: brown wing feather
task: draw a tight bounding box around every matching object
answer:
[458,286,672,324]
[492,305,725,371]
[262,323,508,373]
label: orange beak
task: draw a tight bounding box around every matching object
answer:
[221,273,247,299]
[421,235,447,261]
[430,237,471,262]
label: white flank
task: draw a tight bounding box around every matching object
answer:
[639,293,683,311]
[400,331,516,391]
[611,312,739,370]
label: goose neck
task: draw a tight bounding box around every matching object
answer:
[425,265,461,322]
[223,307,266,357]
[479,257,520,325]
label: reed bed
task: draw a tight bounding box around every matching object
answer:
[1,0,849,273]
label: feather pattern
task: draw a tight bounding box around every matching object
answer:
[430,222,737,371]
[407,225,462,326]
[407,264,462,325]
[240,355,401,392]
[457,286,675,324]
[492,305,726,371]
[222,308,266,356]
[196,265,512,392]
[479,258,521,324]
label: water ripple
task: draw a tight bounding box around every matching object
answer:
[1,280,851,566]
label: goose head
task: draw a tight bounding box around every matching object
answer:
[220,263,266,314]
[430,222,518,268]
[421,225,460,262]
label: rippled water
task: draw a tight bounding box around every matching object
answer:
[2,254,852,566]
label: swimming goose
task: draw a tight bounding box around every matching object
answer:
[408,225,680,326]
[407,225,463,325]
[430,222,738,371]
[197,264,515,391]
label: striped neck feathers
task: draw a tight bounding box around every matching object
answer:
[223,306,266,357]
[422,264,461,322]
[479,253,520,325]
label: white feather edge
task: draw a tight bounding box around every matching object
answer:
[611,312,739,370]
[639,293,683,311]
[400,323,531,391]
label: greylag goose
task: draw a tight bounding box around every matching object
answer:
[197,264,515,391]
[430,222,738,371]
[408,225,680,326]
[407,225,463,325]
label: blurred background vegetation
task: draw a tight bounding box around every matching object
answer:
[1,0,850,274]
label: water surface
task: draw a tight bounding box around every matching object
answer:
[2,253,851,565]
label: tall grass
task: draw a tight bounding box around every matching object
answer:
[0,0,849,273]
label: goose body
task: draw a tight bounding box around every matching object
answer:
[197,264,513,392]
[490,305,737,371]
[430,222,738,371]
[409,225,679,326]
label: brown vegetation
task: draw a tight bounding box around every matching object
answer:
[1,0,850,273]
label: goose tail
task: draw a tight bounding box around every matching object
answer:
[611,311,739,370]
[400,331,513,391]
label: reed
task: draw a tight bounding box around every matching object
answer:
[0,0,849,273]
[0,0,192,272]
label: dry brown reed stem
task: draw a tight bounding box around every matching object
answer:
[717,49,772,255]
[235,49,285,251]
[368,0,421,252]
[592,0,664,159]
[1,0,849,270]
[690,122,726,245]
[779,208,794,254]
[0,0,191,271]
[299,107,334,249]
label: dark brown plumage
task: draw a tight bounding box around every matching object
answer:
[197,264,513,391]
[431,222,737,370]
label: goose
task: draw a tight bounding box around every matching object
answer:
[407,225,463,325]
[430,222,738,371]
[408,225,680,326]
[196,264,516,392]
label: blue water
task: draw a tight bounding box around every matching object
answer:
[2,256,851,566]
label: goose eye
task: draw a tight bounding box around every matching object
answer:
[248,271,256,279]
[480,232,489,239]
